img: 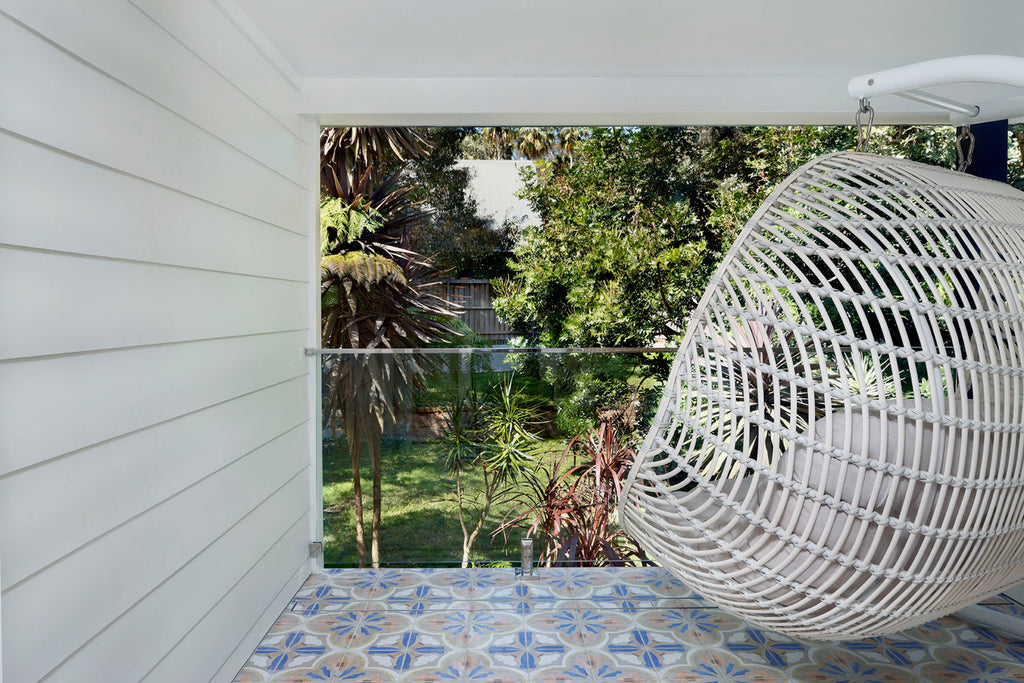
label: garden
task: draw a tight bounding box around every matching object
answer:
[318,124,1024,569]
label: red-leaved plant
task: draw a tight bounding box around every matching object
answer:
[497,422,649,567]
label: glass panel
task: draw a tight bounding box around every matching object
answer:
[320,348,674,568]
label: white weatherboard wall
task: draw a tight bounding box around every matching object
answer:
[0,2,317,681]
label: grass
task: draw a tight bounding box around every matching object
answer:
[322,434,566,567]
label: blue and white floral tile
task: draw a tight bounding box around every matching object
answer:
[415,609,522,649]
[306,609,413,649]
[235,567,1024,682]
[487,581,576,614]
[636,608,743,649]
[412,652,527,683]
[602,625,691,671]
[538,567,616,598]
[362,631,450,672]
[666,648,787,682]
[429,568,516,598]
[483,628,577,674]
[533,650,657,682]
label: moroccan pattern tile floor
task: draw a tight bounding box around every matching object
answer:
[234,567,1024,682]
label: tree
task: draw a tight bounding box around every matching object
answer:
[515,127,554,160]
[495,127,721,349]
[320,126,459,567]
[459,127,592,163]
[493,124,977,433]
[404,128,512,279]
[437,371,540,567]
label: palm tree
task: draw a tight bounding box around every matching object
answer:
[320,127,458,567]
[515,127,553,160]
[557,127,588,166]
[480,127,513,159]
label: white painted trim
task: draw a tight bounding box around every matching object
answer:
[300,75,955,126]
[303,115,324,568]
[212,0,302,90]
[1,549,4,683]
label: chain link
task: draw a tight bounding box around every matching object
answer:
[957,125,976,172]
[855,98,874,152]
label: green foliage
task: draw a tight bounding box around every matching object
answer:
[433,368,545,567]
[494,127,723,349]
[322,435,564,567]
[320,197,383,255]
[460,126,590,165]
[498,422,648,567]
[320,126,462,568]
[401,128,512,279]
[491,124,1004,431]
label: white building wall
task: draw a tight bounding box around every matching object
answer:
[0,2,317,681]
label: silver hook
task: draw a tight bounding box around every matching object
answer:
[956,125,975,172]
[855,98,874,152]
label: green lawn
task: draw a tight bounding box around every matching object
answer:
[322,435,566,567]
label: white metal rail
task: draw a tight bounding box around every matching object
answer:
[848,55,1024,124]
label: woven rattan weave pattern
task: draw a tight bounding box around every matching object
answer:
[620,151,1024,640]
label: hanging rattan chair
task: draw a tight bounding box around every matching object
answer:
[620,150,1024,640]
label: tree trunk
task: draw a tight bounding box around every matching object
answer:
[462,467,494,568]
[370,428,383,569]
[455,468,471,568]
[349,438,366,567]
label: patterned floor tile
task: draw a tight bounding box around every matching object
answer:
[484,629,573,672]
[429,568,517,598]
[270,652,389,682]
[306,609,413,648]
[289,584,357,616]
[836,633,931,668]
[603,626,691,670]
[233,568,1024,682]
[383,584,471,614]
[664,649,786,682]
[535,567,615,598]
[534,650,657,681]
[246,631,329,673]
[487,581,575,614]
[406,651,528,682]
[416,609,523,648]
[637,608,743,648]
[919,646,1024,681]
[790,649,917,682]
[525,606,631,649]
[356,630,453,674]
[327,568,429,599]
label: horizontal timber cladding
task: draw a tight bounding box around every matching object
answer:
[0,3,315,682]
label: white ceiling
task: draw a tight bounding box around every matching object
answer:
[227,0,1024,125]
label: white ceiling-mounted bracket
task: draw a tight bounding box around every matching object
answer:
[848,55,1024,124]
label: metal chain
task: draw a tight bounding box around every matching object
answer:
[855,98,874,152]
[957,125,976,172]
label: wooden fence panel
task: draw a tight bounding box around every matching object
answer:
[426,279,515,343]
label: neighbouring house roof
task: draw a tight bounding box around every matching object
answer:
[456,160,541,230]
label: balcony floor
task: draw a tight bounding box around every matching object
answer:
[234,567,1024,682]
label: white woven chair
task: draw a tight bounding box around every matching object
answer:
[620,151,1024,640]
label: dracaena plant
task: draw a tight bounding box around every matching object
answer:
[436,372,542,567]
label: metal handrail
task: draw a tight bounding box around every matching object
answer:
[305,346,680,356]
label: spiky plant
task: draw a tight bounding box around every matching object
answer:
[498,422,648,567]
[320,127,459,567]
